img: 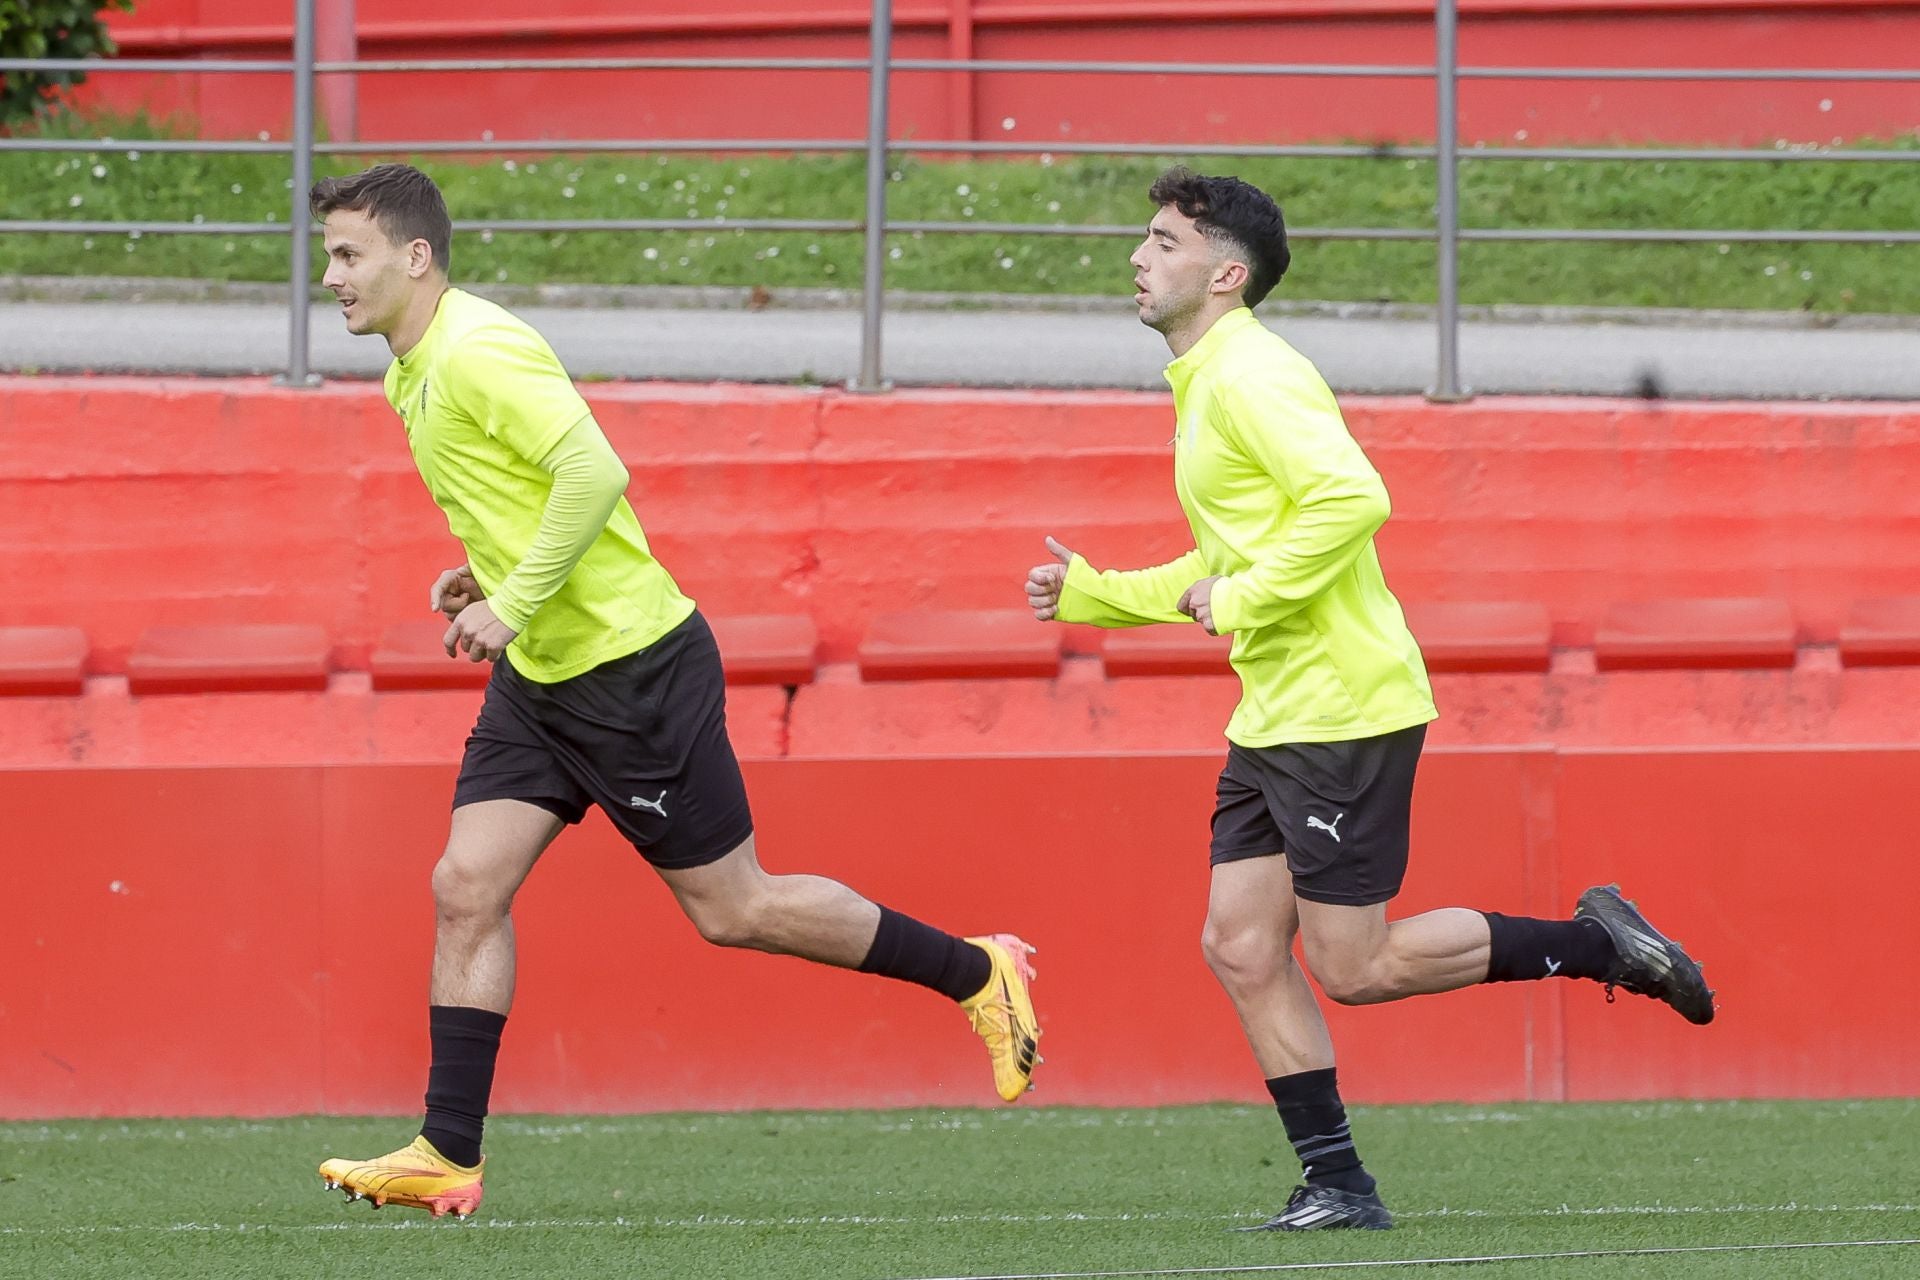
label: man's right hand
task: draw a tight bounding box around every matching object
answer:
[430,565,485,620]
[1024,536,1074,621]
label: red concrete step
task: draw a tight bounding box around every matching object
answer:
[1839,596,1920,667]
[374,614,821,689]
[858,610,1063,681]
[0,626,88,696]
[1403,601,1553,674]
[370,619,493,691]
[1101,625,1232,677]
[127,624,331,694]
[1594,598,1797,671]
[711,614,819,685]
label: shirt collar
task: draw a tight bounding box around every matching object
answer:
[1163,307,1259,399]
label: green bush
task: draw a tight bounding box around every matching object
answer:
[1,1,134,129]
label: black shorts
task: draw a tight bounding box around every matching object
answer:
[1208,723,1427,906]
[452,609,754,870]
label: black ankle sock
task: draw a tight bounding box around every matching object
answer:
[858,906,993,1002]
[420,1005,507,1168]
[1482,913,1614,984]
[1266,1068,1376,1196]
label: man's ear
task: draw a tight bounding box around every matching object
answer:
[1211,258,1250,297]
[408,238,436,279]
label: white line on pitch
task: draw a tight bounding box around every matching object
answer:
[2,1202,1917,1237]
[901,1238,1920,1280]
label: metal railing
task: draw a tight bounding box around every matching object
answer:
[3,0,1917,395]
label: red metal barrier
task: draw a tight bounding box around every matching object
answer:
[4,747,1915,1119]
[89,0,1920,146]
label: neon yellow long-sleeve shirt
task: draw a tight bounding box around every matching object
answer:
[1058,307,1435,746]
[386,288,694,682]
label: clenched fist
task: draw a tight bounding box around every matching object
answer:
[1025,536,1075,621]
[1177,575,1223,635]
[430,564,484,620]
[443,599,519,663]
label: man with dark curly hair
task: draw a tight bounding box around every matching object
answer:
[1023,167,1715,1232]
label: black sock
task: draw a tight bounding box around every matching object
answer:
[1482,913,1614,983]
[1266,1068,1375,1196]
[858,906,993,1002]
[420,1005,507,1168]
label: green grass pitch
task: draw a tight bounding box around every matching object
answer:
[3,1100,1916,1279]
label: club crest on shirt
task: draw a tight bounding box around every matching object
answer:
[399,377,429,434]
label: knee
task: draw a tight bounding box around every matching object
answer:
[1317,971,1374,1006]
[684,888,773,950]
[1306,951,1391,1006]
[432,853,513,925]
[1202,916,1293,992]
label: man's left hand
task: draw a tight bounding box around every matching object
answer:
[444,600,519,662]
[1177,576,1223,635]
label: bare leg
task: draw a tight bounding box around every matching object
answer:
[1201,856,1336,1078]
[655,834,882,965]
[656,833,1043,1101]
[429,799,566,1013]
[314,799,566,1189]
[1295,900,1492,1007]
[1205,855,1394,1219]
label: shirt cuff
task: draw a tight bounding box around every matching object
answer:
[486,589,533,633]
[1208,576,1248,634]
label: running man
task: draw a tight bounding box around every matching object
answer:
[309,164,1039,1219]
[1023,167,1713,1232]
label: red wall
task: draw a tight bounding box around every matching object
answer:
[6,747,1916,1119]
[6,375,1920,1117]
[88,1,1920,146]
[4,378,1917,671]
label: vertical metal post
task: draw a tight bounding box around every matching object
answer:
[1429,0,1467,401]
[853,0,894,392]
[284,0,319,386]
